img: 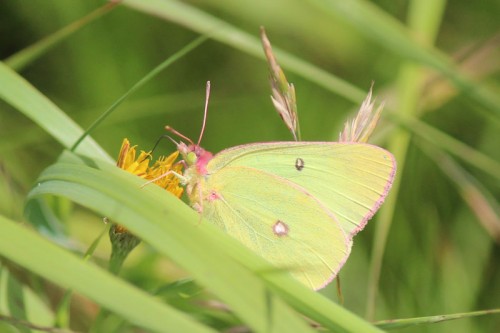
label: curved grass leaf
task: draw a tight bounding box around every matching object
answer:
[0,267,55,331]
[374,309,500,330]
[0,216,216,333]
[70,35,207,152]
[23,151,383,333]
[26,152,316,333]
[310,0,500,116]
[4,2,119,72]
[123,0,499,116]
[0,62,110,161]
[122,0,367,103]
[366,0,448,319]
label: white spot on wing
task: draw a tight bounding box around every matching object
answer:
[273,220,289,237]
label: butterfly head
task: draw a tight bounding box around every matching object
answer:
[177,142,213,175]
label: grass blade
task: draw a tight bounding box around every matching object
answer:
[374,309,500,330]
[0,62,110,160]
[4,2,119,71]
[0,215,216,333]
[23,151,385,332]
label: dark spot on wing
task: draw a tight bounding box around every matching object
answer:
[295,158,305,171]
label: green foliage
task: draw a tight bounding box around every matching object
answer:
[0,0,498,332]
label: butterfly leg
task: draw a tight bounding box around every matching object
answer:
[194,184,204,213]
[190,185,205,225]
[140,170,186,188]
[174,159,188,169]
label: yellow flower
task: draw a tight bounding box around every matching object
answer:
[116,138,184,198]
[146,152,184,198]
[114,138,185,233]
[109,138,185,274]
[116,138,151,177]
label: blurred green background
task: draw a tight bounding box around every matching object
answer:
[1,0,499,332]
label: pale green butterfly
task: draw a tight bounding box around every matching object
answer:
[170,83,396,290]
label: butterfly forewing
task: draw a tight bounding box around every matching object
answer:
[200,165,351,290]
[207,142,396,237]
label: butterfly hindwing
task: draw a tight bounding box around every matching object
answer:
[200,165,351,290]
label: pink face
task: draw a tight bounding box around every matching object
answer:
[195,148,213,175]
[178,143,213,175]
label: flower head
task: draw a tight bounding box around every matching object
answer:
[146,152,184,198]
[116,138,184,198]
[116,139,151,176]
[110,138,184,274]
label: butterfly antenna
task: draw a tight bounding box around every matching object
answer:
[150,134,172,153]
[165,125,194,145]
[197,81,211,146]
[150,134,181,154]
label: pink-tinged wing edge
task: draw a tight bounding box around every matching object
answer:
[210,140,385,154]
[347,147,397,239]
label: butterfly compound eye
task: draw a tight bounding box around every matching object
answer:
[186,151,197,165]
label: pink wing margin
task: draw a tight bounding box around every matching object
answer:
[348,144,397,238]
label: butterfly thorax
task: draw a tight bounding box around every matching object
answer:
[177,142,214,211]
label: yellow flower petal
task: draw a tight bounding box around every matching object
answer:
[116,139,184,198]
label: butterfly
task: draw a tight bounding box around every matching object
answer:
[169,83,396,290]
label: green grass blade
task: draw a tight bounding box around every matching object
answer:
[122,0,366,103]
[366,0,447,319]
[24,151,384,333]
[0,267,55,333]
[123,0,500,116]
[54,224,110,329]
[374,309,500,330]
[71,35,208,151]
[388,113,500,181]
[0,62,110,161]
[4,2,119,72]
[417,142,500,241]
[26,153,316,333]
[0,216,216,333]
[310,0,500,116]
